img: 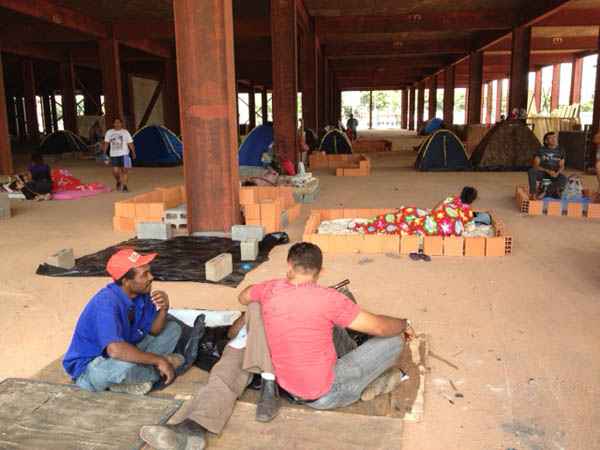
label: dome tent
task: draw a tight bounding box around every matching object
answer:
[415,130,470,171]
[132,125,183,167]
[238,124,274,166]
[320,129,352,154]
[39,131,88,155]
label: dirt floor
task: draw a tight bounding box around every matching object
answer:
[1,129,600,449]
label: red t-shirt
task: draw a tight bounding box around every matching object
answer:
[250,279,360,400]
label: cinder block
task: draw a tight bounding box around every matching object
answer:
[528,200,543,215]
[241,239,259,261]
[443,237,464,256]
[136,222,173,240]
[423,236,443,256]
[400,235,419,255]
[0,193,10,219]
[546,201,562,216]
[47,248,75,269]
[205,253,233,282]
[232,224,265,242]
[464,237,486,256]
[567,202,583,218]
[485,237,506,257]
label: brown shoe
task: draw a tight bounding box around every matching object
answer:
[140,419,206,450]
[361,368,407,402]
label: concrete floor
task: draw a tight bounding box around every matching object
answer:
[1,129,599,449]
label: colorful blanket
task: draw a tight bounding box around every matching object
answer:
[51,168,111,200]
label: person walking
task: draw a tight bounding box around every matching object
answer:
[103,118,136,192]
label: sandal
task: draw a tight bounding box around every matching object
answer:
[409,251,431,262]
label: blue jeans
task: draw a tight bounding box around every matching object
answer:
[76,321,181,392]
[307,335,404,410]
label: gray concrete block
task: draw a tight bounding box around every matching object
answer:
[47,248,75,269]
[231,225,265,242]
[280,210,289,228]
[192,231,231,238]
[241,240,259,261]
[136,222,173,240]
[205,253,233,282]
[0,193,10,219]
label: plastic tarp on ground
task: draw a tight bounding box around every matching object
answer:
[133,125,183,167]
[320,129,353,154]
[238,124,273,166]
[36,234,288,288]
[470,120,540,171]
[39,131,88,154]
[415,130,471,171]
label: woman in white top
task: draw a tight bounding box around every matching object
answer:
[103,118,136,192]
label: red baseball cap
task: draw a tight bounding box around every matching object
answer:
[106,248,157,281]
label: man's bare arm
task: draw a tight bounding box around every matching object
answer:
[238,285,254,306]
[347,310,408,337]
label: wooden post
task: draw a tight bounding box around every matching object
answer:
[22,60,39,142]
[368,90,373,129]
[0,54,13,174]
[409,86,416,130]
[508,26,531,114]
[99,38,124,128]
[173,0,241,232]
[59,61,77,134]
[570,57,583,105]
[467,51,483,124]
[401,88,408,129]
[495,79,504,121]
[417,82,425,129]
[428,75,437,119]
[443,66,455,125]
[163,58,180,134]
[302,26,317,131]
[248,86,256,131]
[534,70,542,113]
[271,0,298,164]
[591,28,600,138]
[551,64,561,111]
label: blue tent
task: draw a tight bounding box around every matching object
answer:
[238,124,273,166]
[415,130,471,171]
[133,125,183,166]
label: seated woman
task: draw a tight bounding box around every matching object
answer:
[353,186,478,237]
[16,154,53,200]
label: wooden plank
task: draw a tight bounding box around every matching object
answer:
[0,379,181,450]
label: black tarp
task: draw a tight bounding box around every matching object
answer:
[36,234,288,288]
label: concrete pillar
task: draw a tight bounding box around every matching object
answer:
[508,26,531,114]
[164,58,180,134]
[59,61,77,134]
[173,0,241,232]
[591,29,600,138]
[495,79,504,121]
[99,38,124,127]
[302,27,317,131]
[42,94,53,134]
[485,82,493,124]
[0,54,13,174]
[22,60,39,141]
[570,57,583,105]
[551,64,561,111]
[271,0,298,164]
[248,86,256,130]
[443,66,455,124]
[417,82,425,129]
[428,75,437,120]
[261,88,268,124]
[409,86,416,130]
[533,70,542,113]
[467,51,483,124]
[401,88,408,129]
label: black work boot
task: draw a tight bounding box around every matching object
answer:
[256,379,280,422]
[140,419,206,450]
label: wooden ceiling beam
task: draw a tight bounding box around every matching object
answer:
[487,36,599,53]
[537,9,600,27]
[324,39,471,57]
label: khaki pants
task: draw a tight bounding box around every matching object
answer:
[180,303,273,434]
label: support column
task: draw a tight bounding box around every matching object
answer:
[173,0,240,232]
[261,88,268,124]
[570,57,583,105]
[485,82,493,124]
[42,94,53,134]
[163,58,180,134]
[22,60,39,142]
[302,27,317,131]
[591,28,600,138]
[0,54,13,174]
[271,0,298,164]
[551,64,561,111]
[443,66,455,124]
[59,61,77,134]
[495,79,504,121]
[99,38,124,127]
[316,40,325,130]
[417,82,425,129]
[6,95,17,137]
[428,75,437,119]
[409,86,416,131]
[401,88,408,129]
[467,51,483,124]
[508,26,531,114]
[533,70,542,113]
[248,86,256,130]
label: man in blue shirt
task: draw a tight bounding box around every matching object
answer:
[63,249,182,395]
[528,131,567,200]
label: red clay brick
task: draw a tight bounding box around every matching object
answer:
[464,237,486,256]
[546,201,562,216]
[485,237,506,256]
[443,237,464,256]
[423,236,443,256]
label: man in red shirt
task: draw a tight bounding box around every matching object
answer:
[140,243,413,450]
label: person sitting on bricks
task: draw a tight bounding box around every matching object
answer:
[62,249,184,395]
[528,131,567,200]
[139,242,414,450]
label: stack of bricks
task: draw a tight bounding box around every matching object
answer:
[309,152,372,177]
[351,139,392,153]
[303,208,512,257]
[113,185,186,232]
[515,185,600,219]
[240,186,302,233]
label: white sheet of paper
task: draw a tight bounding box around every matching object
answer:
[169,309,242,328]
